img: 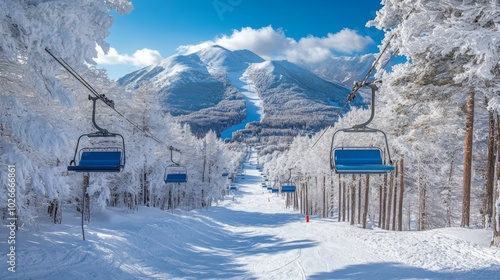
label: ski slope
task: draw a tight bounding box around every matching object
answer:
[221,69,264,140]
[2,148,500,279]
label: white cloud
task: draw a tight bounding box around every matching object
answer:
[94,45,163,67]
[178,26,375,64]
[95,26,374,70]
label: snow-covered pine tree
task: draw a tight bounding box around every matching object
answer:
[0,0,132,226]
[369,0,500,228]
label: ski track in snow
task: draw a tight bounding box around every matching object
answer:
[221,69,264,140]
[2,148,500,279]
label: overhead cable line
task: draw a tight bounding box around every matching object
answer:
[45,48,163,144]
[287,33,400,171]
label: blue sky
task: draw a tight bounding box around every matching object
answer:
[96,0,384,79]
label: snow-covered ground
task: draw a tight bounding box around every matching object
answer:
[2,148,500,279]
[221,70,264,140]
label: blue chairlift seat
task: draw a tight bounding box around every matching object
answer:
[271,188,279,193]
[333,149,394,174]
[281,185,296,193]
[230,186,237,191]
[267,186,273,191]
[68,151,122,172]
[164,162,188,183]
[222,171,229,177]
[165,173,187,183]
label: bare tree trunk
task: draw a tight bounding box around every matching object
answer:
[351,175,356,225]
[407,199,411,231]
[484,97,495,228]
[82,173,89,241]
[358,177,362,224]
[379,177,382,228]
[305,181,309,216]
[392,162,398,231]
[329,173,335,217]
[294,189,299,211]
[346,182,350,221]
[49,199,62,224]
[323,176,327,218]
[445,152,456,227]
[381,173,387,228]
[493,180,500,246]
[143,168,149,206]
[386,171,394,230]
[363,174,370,229]
[418,159,422,231]
[492,114,500,246]
[300,183,305,214]
[338,175,342,222]
[422,182,427,231]
[398,158,404,231]
[461,88,475,228]
[84,186,90,223]
[342,181,346,222]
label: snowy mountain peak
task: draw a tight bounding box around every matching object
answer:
[118,44,366,137]
[194,44,264,72]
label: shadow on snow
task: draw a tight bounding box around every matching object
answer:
[309,262,500,280]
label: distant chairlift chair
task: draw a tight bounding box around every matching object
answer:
[280,168,296,193]
[164,146,188,183]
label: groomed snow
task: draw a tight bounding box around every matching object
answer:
[221,69,264,140]
[2,148,500,279]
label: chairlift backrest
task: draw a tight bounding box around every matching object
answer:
[334,149,383,165]
[165,165,188,183]
[281,185,296,193]
[165,173,188,183]
[67,133,125,172]
[332,148,394,174]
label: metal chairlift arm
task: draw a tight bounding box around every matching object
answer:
[352,82,380,130]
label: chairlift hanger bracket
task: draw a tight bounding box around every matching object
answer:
[168,145,182,166]
[330,81,394,173]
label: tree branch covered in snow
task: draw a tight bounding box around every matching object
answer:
[264,0,500,229]
[1,0,243,227]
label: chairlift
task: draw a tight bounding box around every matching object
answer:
[330,82,394,174]
[68,96,125,172]
[222,169,229,177]
[281,185,296,193]
[280,168,296,193]
[164,146,187,183]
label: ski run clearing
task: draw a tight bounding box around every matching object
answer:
[2,148,500,280]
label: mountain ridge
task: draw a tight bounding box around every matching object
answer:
[117,45,370,140]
